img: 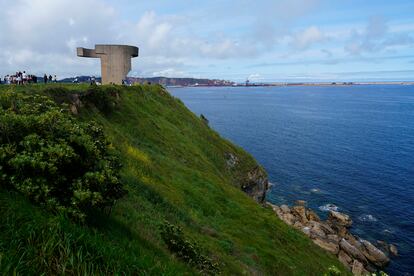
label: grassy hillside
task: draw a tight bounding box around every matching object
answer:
[0,84,349,275]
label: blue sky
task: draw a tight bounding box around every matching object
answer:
[1,0,413,82]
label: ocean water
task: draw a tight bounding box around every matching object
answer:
[169,85,414,275]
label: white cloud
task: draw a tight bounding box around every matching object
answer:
[292,26,326,49]
[344,16,413,55]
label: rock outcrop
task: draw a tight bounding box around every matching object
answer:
[243,166,268,203]
[267,201,393,274]
[225,152,269,203]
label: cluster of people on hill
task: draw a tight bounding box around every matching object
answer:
[1,71,57,85]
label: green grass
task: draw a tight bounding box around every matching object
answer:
[0,84,350,275]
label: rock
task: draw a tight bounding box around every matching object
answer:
[309,223,327,238]
[200,114,209,126]
[241,166,269,203]
[338,250,352,270]
[293,221,303,229]
[360,239,390,267]
[225,152,238,168]
[266,202,280,213]
[352,260,369,276]
[312,238,339,254]
[376,240,389,254]
[292,206,308,224]
[302,226,311,237]
[295,200,306,206]
[308,221,334,235]
[328,211,352,228]
[280,204,290,213]
[69,104,78,115]
[339,239,367,263]
[306,209,321,222]
[280,213,296,225]
[389,244,398,256]
[346,234,363,250]
[326,234,340,243]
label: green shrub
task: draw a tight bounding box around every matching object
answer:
[160,221,220,274]
[0,91,125,220]
[324,265,341,276]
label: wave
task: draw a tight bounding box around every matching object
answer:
[319,203,338,212]
[358,214,378,222]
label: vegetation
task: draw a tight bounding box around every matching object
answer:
[0,83,350,275]
[0,91,125,220]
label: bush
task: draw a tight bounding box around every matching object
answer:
[160,221,220,274]
[0,91,125,220]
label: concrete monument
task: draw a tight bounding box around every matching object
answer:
[77,44,139,84]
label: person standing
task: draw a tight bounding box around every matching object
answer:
[48,75,52,83]
[22,71,27,84]
[44,74,48,84]
[53,75,57,83]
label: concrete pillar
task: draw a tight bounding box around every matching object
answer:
[77,44,139,85]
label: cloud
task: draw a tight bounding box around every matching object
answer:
[0,0,412,81]
[345,16,414,55]
[292,26,327,49]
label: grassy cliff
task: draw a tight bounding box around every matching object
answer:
[0,84,348,275]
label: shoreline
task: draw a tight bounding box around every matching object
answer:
[166,82,414,88]
[266,200,397,275]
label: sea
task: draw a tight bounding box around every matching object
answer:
[169,85,414,275]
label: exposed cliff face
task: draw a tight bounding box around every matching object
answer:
[225,152,269,203]
[242,166,268,203]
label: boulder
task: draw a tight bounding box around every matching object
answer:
[292,206,308,223]
[308,221,334,235]
[339,239,367,263]
[352,260,369,276]
[306,209,321,222]
[326,234,340,243]
[293,221,303,229]
[280,204,290,213]
[328,211,352,228]
[266,202,280,213]
[389,244,398,256]
[338,250,352,270]
[302,226,311,237]
[345,234,363,250]
[295,200,307,206]
[280,213,296,225]
[309,223,327,239]
[312,238,339,254]
[360,239,390,267]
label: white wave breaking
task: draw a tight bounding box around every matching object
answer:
[358,214,378,222]
[318,203,339,212]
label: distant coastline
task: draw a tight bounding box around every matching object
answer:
[57,75,414,87]
[167,81,414,88]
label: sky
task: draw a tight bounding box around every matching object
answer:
[0,0,413,82]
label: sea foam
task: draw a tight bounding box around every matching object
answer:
[358,214,378,222]
[319,203,338,212]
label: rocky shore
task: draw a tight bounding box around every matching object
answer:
[267,201,397,275]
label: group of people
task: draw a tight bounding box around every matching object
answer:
[1,71,57,85]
